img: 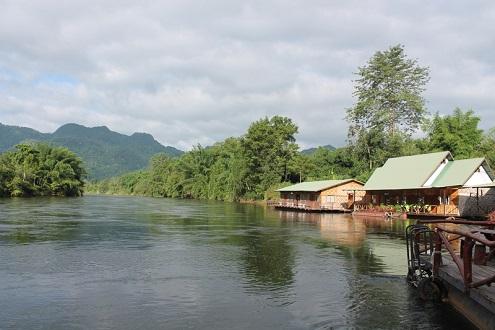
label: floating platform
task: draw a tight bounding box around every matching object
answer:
[431,256,495,328]
[407,220,495,330]
[268,201,352,213]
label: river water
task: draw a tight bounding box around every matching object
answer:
[0,196,473,329]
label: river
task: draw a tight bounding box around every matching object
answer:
[0,196,473,329]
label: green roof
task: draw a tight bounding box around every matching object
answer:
[277,179,361,192]
[364,151,451,191]
[431,158,486,187]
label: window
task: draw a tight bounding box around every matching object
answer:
[325,195,335,203]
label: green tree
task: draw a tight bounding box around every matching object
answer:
[427,108,483,159]
[346,45,429,173]
[0,155,14,196]
[0,143,85,197]
[207,138,248,201]
[241,116,299,199]
[178,145,214,199]
[347,44,430,137]
[481,128,495,168]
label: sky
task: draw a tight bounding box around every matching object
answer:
[0,0,494,150]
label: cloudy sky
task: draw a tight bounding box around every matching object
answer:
[0,0,494,150]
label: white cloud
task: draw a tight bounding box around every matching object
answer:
[0,0,494,150]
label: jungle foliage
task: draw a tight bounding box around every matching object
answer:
[87,45,495,201]
[86,107,495,201]
[0,143,85,197]
[87,116,299,201]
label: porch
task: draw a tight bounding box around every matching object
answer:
[272,194,353,212]
[353,202,460,217]
[354,188,461,217]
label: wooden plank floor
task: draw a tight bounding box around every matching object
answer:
[424,255,495,314]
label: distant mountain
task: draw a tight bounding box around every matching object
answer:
[301,144,336,155]
[0,123,183,179]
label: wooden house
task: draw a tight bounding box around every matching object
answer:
[274,179,365,212]
[355,151,495,218]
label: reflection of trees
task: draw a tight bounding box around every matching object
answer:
[241,229,295,287]
[146,199,297,288]
[274,211,411,276]
[0,196,155,247]
[222,204,296,288]
[1,215,82,245]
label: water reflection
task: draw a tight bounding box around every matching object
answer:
[0,196,474,329]
[275,211,413,275]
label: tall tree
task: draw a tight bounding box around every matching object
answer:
[347,44,430,137]
[241,116,298,199]
[481,128,495,168]
[346,45,429,173]
[427,108,483,159]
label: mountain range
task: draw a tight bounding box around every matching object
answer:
[0,123,183,179]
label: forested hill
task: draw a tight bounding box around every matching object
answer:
[301,144,336,155]
[0,123,183,179]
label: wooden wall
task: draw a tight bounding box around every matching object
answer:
[319,181,365,199]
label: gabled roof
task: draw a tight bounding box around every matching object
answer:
[364,151,452,191]
[277,179,362,192]
[431,158,488,187]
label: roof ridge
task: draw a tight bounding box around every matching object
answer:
[420,152,452,187]
[459,158,487,186]
[431,157,487,188]
[387,150,450,161]
[277,179,361,192]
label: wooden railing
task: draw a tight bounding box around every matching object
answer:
[418,219,495,292]
[354,203,460,216]
[269,196,351,210]
[353,203,374,211]
[271,200,320,209]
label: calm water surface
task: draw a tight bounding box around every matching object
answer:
[0,196,473,329]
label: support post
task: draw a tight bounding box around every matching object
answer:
[433,231,442,277]
[463,238,474,290]
[474,243,487,266]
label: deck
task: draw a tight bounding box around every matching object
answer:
[268,201,352,212]
[422,255,495,315]
[408,221,495,329]
[354,203,460,218]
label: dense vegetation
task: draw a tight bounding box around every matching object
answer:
[0,143,85,197]
[86,117,299,200]
[0,123,183,179]
[86,107,495,201]
[87,45,495,201]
